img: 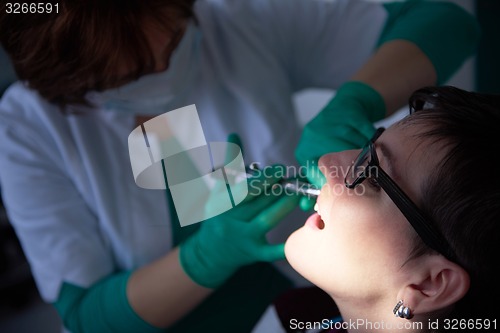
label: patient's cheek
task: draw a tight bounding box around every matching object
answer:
[285,227,310,273]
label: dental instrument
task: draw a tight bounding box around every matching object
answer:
[248,163,320,197]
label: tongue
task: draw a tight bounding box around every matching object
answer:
[318,217,325,230]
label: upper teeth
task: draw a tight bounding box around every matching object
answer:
[314,203,320,216]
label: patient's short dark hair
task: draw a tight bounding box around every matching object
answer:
[403,86,500,321]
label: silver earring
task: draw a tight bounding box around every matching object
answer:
[393,300,413,319]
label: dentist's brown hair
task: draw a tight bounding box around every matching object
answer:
[0,0,195,107]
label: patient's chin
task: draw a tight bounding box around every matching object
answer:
[284,227,313,278]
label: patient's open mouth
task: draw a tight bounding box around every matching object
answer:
[305,213,325,230]
[314,203,325,229]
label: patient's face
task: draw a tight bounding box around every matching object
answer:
[285,123,442,300]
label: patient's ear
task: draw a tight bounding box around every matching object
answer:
[398,255,470,315]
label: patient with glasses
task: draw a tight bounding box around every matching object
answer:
[284,85,499,332]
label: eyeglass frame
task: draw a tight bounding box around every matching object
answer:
[344,127,456,262]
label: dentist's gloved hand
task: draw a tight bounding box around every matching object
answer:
[295,81,386,211]
[179,136,300,289]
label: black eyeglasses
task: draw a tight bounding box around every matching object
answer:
[344,127,456,262]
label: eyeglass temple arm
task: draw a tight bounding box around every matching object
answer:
[376,169,455,261]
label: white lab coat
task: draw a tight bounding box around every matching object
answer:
[0,0,386,306]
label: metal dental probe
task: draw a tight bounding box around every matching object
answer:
[215,163,321,198]
[279,179,321,198]
[248,163,321,198]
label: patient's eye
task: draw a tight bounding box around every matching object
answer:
[367,177,381,191]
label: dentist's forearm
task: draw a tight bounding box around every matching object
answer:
[350,0,480,116]
[127,246,213,328]
[350,39,436,115]
[54,247,211,333]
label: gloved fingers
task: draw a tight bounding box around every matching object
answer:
[299,195,316,212]
[295,127,330,165]
[233,188,283,219]
[212,165,283,220]
[296,129,364,169]
[305,164,326,188]
[353,121,377,144]
[244,164,286,201]
[255,243,285,262]
[280,172,320,212]
[330,126,370,149]
[252,194,300,233]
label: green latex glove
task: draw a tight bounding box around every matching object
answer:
[179,135,300,288]
[295,81,386,210]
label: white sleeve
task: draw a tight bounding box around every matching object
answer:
[256,0,388,91]
[0,85,114,302]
